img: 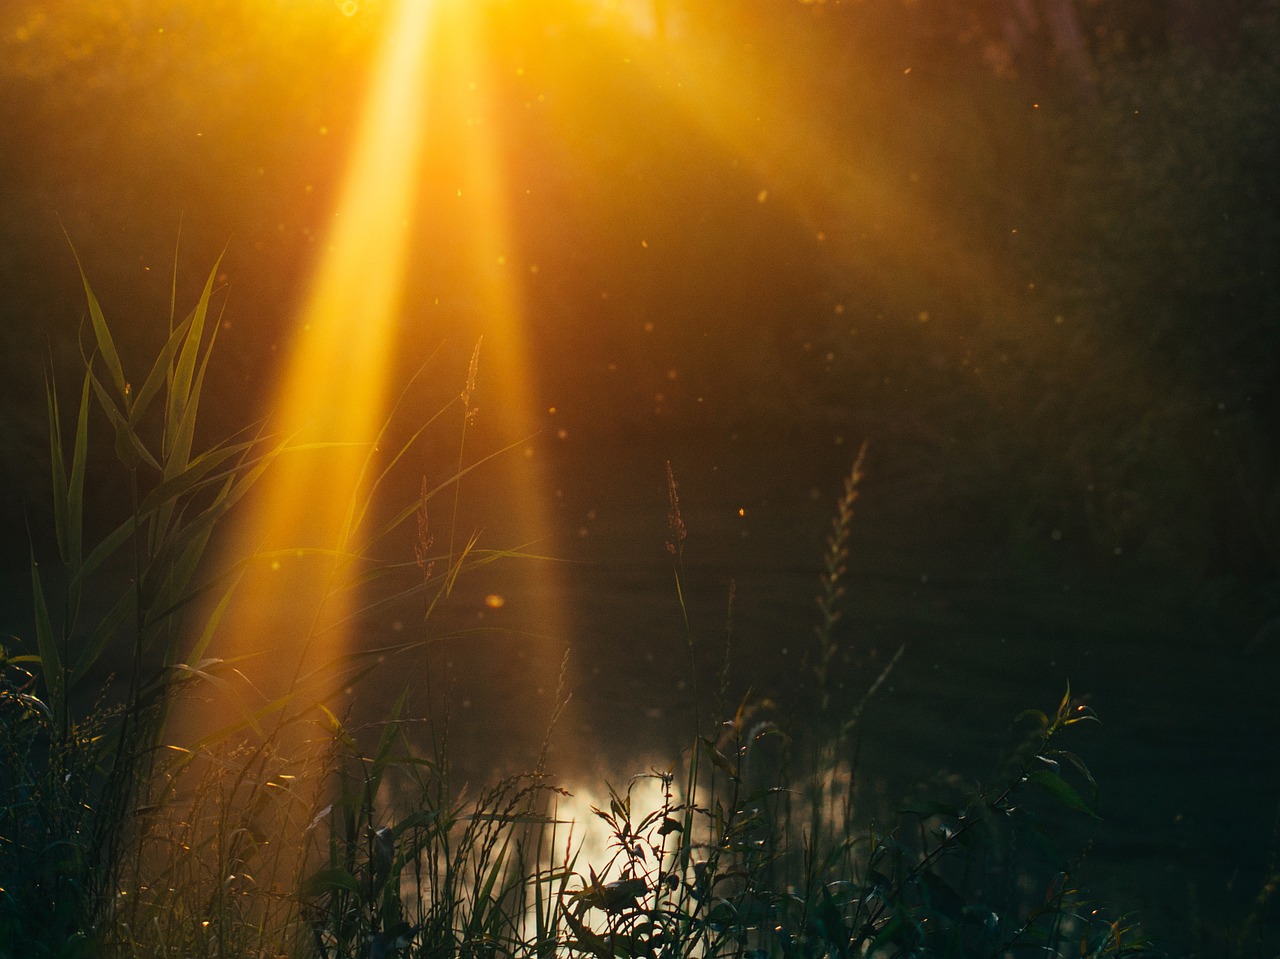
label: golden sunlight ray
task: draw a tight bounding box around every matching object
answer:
[587,19,1018,319]
[432,2,580,757]
[191,0,439,724]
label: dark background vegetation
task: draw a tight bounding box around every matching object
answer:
[1,0,1278,952]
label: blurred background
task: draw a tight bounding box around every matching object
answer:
[1,0,1278,950]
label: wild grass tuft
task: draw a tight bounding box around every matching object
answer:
[1,254,1164,959]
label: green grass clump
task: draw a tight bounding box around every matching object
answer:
[1,256,1164,958]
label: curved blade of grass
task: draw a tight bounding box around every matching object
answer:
[182,572,246,668]
[40,368,91,678]
[129,434,298,593]
[341,346,446,544]
[314,544,562,640]
[143,529,218,651]
[70,429,273,589]
[89,370,159,471]
[135,435,264,521]
[29,551,63,728]
[1026,768,1100,819]
[165,254,223,464]
[372,435,540,545]
[313,701,361,752]
[165,661,300,747]
[144,545,367,631]
[69,587,133,686]
[68,240,128,404]
[65,371,91,608]
[130,308,195,428]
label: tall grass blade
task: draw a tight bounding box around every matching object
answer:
[45,371,70,564]
[130,309,195,428]
[372,435,536,546]
[89,370,160,471]
[67,371,90,576]
[165,255,222,464]
[69,588,132,686]
[69,244,129,404]
[341,349,445,545]
[29,551,63,729]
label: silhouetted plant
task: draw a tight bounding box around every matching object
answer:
[2,258,1165,959]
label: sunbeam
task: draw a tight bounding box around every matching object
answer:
[579,10,1021,322]
[184,0,440,731]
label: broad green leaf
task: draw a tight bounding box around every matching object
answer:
[1026,768,1100,819]
[302,866,362,898]
[1047,748,1099,807]
[920,871,966,922]
[699,736,740,782]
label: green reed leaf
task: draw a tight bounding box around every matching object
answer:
[70,247,129,405]
[166,255,222,465]
[181,570,244,672]
[45,374,70,564]
[302,867,362,898]
[130,307,195,427]
[69,588,132,687]
[67,372,90,568]
[90,370,159,471]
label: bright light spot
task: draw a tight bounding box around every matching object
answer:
[484,594,505,609]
